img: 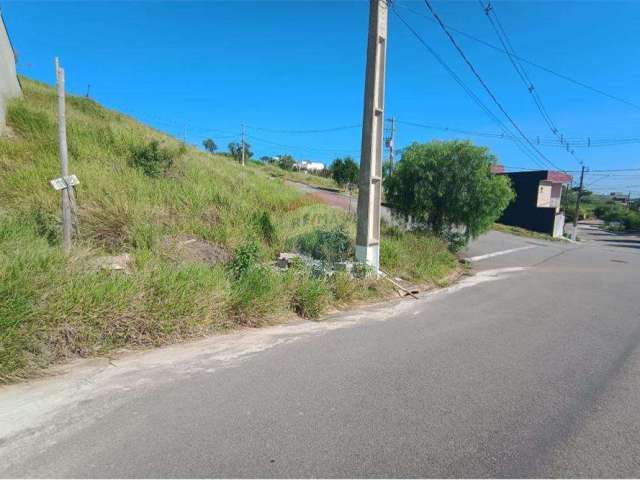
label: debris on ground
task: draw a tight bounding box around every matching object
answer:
[90,253,132,273]
[163,236,231,266]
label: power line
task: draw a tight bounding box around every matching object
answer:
[245,124,361,134]
[395,1,640,112]
[423,0,565,173]
[246,133,360,156]
[478,0,581,166]
[396,119,640,148]
[576,168,640,173]
[391,5,550,170]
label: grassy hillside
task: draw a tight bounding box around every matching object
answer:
[255,162,340,191]
[0,78,457,382]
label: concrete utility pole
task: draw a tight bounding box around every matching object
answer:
[241,123,246,166]
[356,0,388,271]
[571,165,586,241]
[385,116,396,168]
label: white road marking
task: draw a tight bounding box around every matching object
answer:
[465,245,537,262]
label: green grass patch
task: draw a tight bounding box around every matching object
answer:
[255,162,339,191]
[493,223,562,242]
[0,77,458,382]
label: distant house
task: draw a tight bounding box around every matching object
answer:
[294,161,325,173]
[497,170,572,237]
[609,192,630,206]
[0,10,21,133]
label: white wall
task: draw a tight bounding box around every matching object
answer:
[0,11,21,132]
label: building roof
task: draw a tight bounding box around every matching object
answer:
[499,170,571,184]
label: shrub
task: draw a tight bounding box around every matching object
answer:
[294,226,353,263]
[332,271,357,303]
[292,274,330,319]
[129,140,175,178]
[255,211,277,246]
[230,266,283,322]
[229,241,260,279]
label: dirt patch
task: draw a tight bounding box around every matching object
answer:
[162,235,231,266]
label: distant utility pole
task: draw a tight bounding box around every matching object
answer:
[356,0,388,271]
[571,165,586,241]
[54,58,78,254]
[241,123,246,166]
[385,116,396,168]
[85,84,91,99]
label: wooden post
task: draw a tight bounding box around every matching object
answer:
[55,57,74,253]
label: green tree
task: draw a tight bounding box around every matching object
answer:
[202,138,217,153]
[277,154,295,171]
[330,156,359,188]
[384,140,514,247]
[228,141,253,162]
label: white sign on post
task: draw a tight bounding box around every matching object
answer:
[49,174,79,191]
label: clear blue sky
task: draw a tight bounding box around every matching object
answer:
[4,1,640,193]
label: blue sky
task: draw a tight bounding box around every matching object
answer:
[4,1,640,193]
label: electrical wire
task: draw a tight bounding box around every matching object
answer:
[245,124,361,134]
[246,133,360,156]
[422,0,566,173]
[391,5,550,170]
[395,119,640,148]
[395,1,640,112]
[478,0,581,166]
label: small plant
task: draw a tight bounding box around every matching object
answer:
[230,266,282,322]
[32,209,59,245]
[352,262,375,279]
[292,274,330,319]
[229,241,260,279]
[129,140,175,178]
[255,211,277,246]
[294,226,353,263]
[444,231,468,253]
[332,271,356,303]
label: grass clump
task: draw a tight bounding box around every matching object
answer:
[292,225,353,263]
[291,273,331,319]
[129,140,176,178]
[493,223,562,242]
[380,226,458,284]
[0,77,459,382]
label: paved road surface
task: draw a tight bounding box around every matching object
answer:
[1,225,639,477]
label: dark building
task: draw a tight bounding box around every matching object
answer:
[498,170,572,237]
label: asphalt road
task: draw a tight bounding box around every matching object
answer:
[1,225,639,477]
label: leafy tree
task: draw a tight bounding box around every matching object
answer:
[382,159,394,179]
[330,156,359,187]
[384,140,514,247]
[593,202,640,231]
[202,138,217,153]
[228,141,253,162]
[277,154,296,171]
